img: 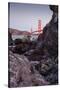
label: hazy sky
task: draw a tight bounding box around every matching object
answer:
[8,3,53,31]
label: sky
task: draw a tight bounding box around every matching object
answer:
[8,3,53,32]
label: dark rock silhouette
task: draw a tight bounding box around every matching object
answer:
[13,38,37,54]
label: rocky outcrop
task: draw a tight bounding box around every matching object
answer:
[8,51,49,87]
[37,5,58,57]
[13,39,37,54]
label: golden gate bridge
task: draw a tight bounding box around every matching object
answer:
[30,20,43,35]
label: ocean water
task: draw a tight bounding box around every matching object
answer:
[12,35,24,40]
[12,35,38,41]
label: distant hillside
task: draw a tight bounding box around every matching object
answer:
[8,28,31,35]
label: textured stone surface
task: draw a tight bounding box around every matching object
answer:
[8,51,49,87]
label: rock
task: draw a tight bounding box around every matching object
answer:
[13,39,37,55]
[38,6,58,57]
[49,5,58,12]
[14,38,22,45]
[8,51,49,87]
[37,5,58,84]
[13,38,30,54]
